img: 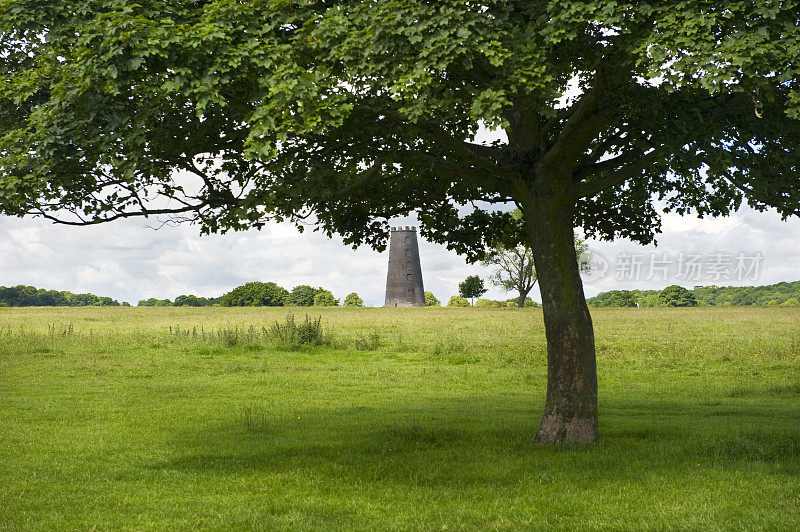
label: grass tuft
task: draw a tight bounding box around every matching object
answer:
[268,314,331,349]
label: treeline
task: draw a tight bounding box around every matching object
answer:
[138,283,361,308]
[138,295,221,307]
[588,281,800,308]
[0,285,126,307]
[442,296,539,307]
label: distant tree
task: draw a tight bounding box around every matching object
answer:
[475,298,504,308]
[220,282,287,307]
[780,297,800,307]
[607,290,639,308]
[313,290,339,307]
[447,296,470,308]
[424,292,440,307]
[459,276,487,305]
[138,298,172,307]
[17,286,37,306]
[0,285,119,307]
[174,295,204,307]
[343,292,364,307]
[286,285,323,307]
[638,294,663,308]
[659,285,698,307]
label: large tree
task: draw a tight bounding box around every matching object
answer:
[1,1,799,442]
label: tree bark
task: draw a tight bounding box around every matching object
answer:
[516,287,532,308]
[523,198,598,444]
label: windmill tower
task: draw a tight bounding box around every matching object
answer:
[384,226,425,307]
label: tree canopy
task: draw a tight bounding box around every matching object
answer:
[343,292,364,307]
[2,1,798,248]
[459,275,488,303]
[0,285,122,307]
[220,281,287,307]
[659,285,698,307]
[285,285,325,307]
[424,291,441,307]
[313,289,338,307]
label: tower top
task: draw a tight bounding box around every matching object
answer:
[390,226,416,232]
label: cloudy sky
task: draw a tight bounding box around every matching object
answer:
[1,203,798,306]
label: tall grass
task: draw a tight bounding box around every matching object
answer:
[268,314,330,349]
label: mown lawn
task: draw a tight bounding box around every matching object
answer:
[0,306,798,530]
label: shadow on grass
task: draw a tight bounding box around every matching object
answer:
[145,394,800,489]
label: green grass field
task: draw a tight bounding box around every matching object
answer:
[1,306,799,530]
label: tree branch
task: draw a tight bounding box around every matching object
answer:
[573,148,642,182]
[29,203,207,226]
[571,149,661,199]
[542,53,631,174]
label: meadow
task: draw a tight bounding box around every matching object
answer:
[0,305,798,530]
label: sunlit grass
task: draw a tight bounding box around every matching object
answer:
[0,306,798,530]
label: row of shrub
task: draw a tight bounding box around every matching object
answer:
[442,296,539,308]
[138,295,221,307]
[588,282,800,308]
[0,285,126,307]
[148,282,368,308]
[136,283,360,308]
[195,285,537,309]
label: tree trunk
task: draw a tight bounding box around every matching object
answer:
[516,286,532,308]
[524,199,598,444]
[517,293,526,308]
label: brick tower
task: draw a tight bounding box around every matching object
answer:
[384,226,425,307]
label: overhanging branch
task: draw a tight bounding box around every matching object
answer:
[571,149,661,199]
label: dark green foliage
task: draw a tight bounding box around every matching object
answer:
[591,290,640,308]
[173,295,219,307]
[220,282,288,307]
[0,285,120,307]
[285,286,324,307]
[459,276,487,304]
[343,292,364,307]
[313,290,339,307]
[424,291,440,307]
[589,281,800,307]
[2,2,797,254]
[660,285,698,307]
[137,298,173,307]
